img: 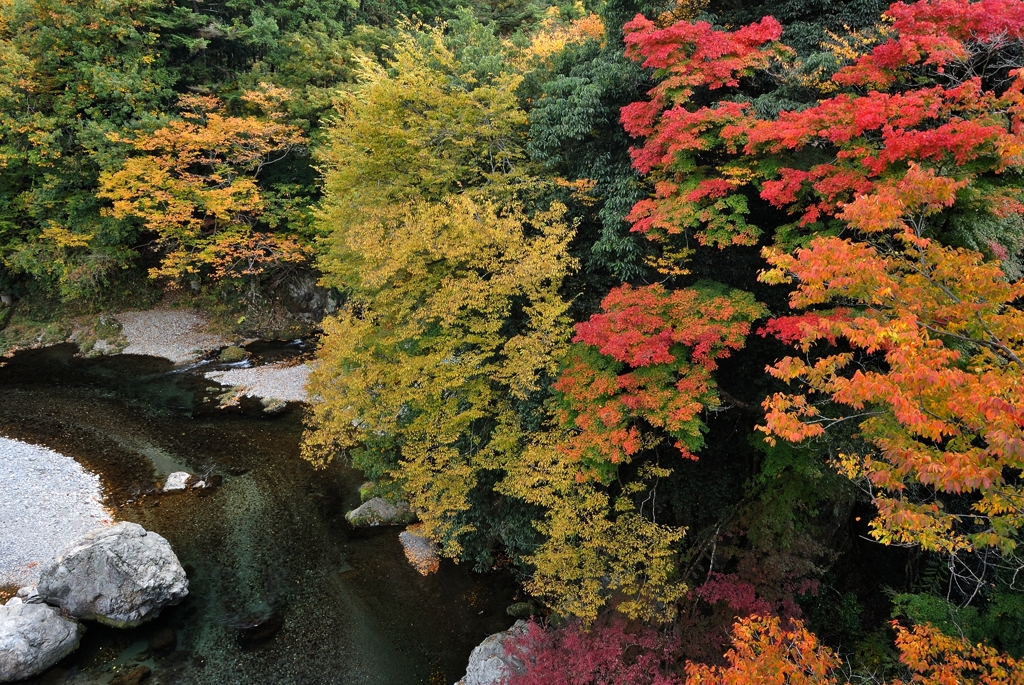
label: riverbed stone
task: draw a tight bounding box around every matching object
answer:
[110,664,151,685]
[0,602,84,682]
[37,523,189,628]
[15,587,42,605]
[344,497,415,527]
[454,620,529,685]
[398,525,440,576]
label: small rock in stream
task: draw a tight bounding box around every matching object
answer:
[162,472,191,492]
[399,525,440,576]
[235,610,285,650]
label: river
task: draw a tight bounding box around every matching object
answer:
[0,344,518,685]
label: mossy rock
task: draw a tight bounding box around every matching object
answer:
[506,602,538,618]
[358,482,378,503]
[345,497,416,527]
[218,345,248,363]
[260,397,288,415]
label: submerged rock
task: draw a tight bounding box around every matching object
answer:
[398,525,440,576]
[234,609,285,650]
[0,602,84,682]
[37,523,189,628]
[110,664,151,685]
[454,620,529,685]
[148,628,177,654]
[344,497,415,527]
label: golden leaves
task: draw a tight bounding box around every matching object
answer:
[97,91,307,282]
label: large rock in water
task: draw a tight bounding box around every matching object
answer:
[0,601,84,682]
[454,620,529,685]
[37,523,189,628]
[398,525,440,576]
[345,497,414,527]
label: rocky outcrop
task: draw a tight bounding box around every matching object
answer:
[37,523,189,628]
[398,525,440,576]
[345,497,415,527]
[454,620,529,685]
[0,600,84,682]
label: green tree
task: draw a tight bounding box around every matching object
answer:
[0,0,177,299]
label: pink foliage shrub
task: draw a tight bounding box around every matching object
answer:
[505,617,685,685]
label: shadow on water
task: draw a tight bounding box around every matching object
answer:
[0,345,517,685]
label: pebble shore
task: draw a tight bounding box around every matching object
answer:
[116,309,230,364]
[0,437,111,588]
[116,308,311,401]
[205,362,311,402]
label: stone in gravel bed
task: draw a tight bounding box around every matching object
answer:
[0,438,111,588]
[37,523,189,628]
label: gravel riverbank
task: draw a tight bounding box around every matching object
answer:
[0,437,111,588]
[116,309,230,364]
[205,362,311,402]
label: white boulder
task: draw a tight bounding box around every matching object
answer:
[37,523,188,628]
[455,620,529,685]
[0,601,83,682]
[162,472,191,492]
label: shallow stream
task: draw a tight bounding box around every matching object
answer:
[0,344,517,685]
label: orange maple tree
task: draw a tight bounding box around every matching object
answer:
[688,615,1024,684]
[554,282,765,478]
[621,0,1024,251]
[620,0,1024,554]
[99,87,308,284]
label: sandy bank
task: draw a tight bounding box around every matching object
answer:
[205,362,311,402]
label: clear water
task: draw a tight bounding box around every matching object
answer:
[0,344,518,685]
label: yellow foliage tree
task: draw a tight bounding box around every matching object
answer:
[304,25,576,558]
[500,437,686,622]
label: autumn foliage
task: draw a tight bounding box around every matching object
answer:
[285,0,1024,677]
[505,617,685,685]
[555,282,765,472]
[677,614,1024,684]
[620,0,1024,250]
[99,88,308,284]
[620,0,1024,558]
